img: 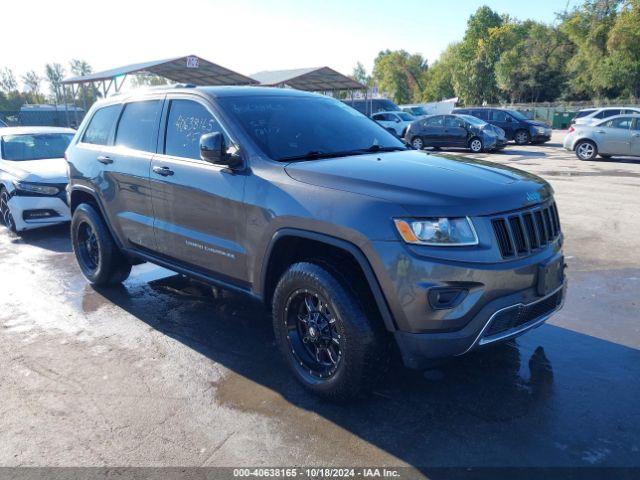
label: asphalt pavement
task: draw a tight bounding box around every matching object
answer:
[0,131,639,474]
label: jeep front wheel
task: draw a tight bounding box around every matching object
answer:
[71,203,132,286]
[272,262,382,400]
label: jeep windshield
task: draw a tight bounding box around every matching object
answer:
[218,95,406,162]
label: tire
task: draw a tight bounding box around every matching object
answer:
[411,137,424,150]
[272,262,384,400]
[469,137,483,153]
[71,203,132,286]
[575,140,598,161]
[514,129,531,145]
[0,188,17,234]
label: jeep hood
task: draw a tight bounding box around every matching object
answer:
[284,150,553,216]
[2,158,68,183]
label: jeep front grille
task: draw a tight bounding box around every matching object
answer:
[491,201,561,258]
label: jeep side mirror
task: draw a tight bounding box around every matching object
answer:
[200,132,241,168]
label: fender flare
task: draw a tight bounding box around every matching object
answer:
[259,228,397,331]
[69,185,126,251]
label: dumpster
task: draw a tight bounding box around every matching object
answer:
[553,111,577,129]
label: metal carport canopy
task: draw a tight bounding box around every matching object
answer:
[60,55,258,89]
[250,66,365,91]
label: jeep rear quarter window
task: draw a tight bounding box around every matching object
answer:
[115,100,162,152]
[164,99,225,160]
[82,105,121,145]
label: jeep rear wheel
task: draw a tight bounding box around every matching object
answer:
[71,203,132,286]
[272,262,383,400]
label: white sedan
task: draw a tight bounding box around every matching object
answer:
[0,126,75,233]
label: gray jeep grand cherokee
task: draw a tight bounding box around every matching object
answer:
[66,86,566,399]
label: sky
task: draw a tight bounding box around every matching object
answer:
[4,0,577,88]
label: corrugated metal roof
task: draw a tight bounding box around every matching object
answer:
[61,55,257,86]
[250,66,364,91]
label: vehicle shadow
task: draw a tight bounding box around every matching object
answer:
[90,269,640,471]
[6,222,72,253]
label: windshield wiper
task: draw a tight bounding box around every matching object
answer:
[279,145,407,162]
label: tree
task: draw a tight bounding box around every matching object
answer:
[22,70,42,94]
[350,62,371,87]
[496,22,572,103]
[70,59,92,77]
[372,50,428,104]
[421,43,458,101]
[560,0,622,98]
[45,63,65,104]
[452,6,505,105]
[0,68,18,92]
[69,59,97,109]
[131,73,170,87]
[599,0,640,98]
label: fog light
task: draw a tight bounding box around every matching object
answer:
[428,287,467,310]
[22,209,60,221]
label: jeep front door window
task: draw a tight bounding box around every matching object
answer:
[150,98,248,282]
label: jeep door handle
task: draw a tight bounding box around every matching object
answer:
[152,166,174,177]
[596,130,606,134]
[97,155,113,164]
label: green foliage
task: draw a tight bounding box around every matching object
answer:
[421,44,458,101]
[372,50,428,104]
[355,1,640,106]
[351,62,371,87]
[0,68,18,92]
[131,73,170,87]
[45,63,65,103]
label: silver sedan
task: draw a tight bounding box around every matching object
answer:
[563,114,640,160]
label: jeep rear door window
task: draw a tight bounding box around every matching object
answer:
[82,105,121,145]
[115,100,162,152]
[164,99,224,160]
[218,95,404,161]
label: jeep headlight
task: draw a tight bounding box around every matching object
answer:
[394,217,478,246]
[13,181,60,196]
[535,126,546,134]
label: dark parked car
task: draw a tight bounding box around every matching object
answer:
[453,107,552,145]
[66,86,565,399]
[404,114,507,153]
[342,98,400,116]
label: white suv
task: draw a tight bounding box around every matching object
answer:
[574,107,640,126]
[0,126,74,233]
[371,111,415,137]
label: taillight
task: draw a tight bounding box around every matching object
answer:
[568,126,575,133]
